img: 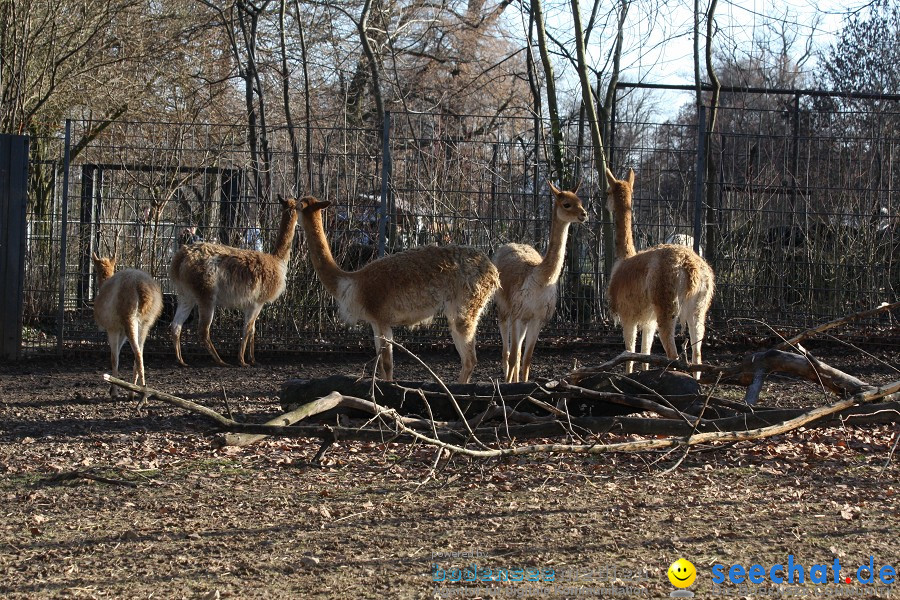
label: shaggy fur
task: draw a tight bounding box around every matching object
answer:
[299,196,499,383]
[170,197,299,366]
[493,182,587,382]
[92,254,163,396]
[605,168,715,375]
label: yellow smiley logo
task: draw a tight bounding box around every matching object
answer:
[667,558,697,588]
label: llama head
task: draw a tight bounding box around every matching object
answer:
[548,181,588,224]
[299,196,331,215]
[280,195,300,213]
[91,253,116,285]
[605,167,635,213]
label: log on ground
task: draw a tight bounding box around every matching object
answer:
[279,371,710,420]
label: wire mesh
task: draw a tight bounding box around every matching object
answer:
[16,94,900,358]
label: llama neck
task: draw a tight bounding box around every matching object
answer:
[96,272,112,287]
[299,211,346,294]
[613,203,636,260]
[535,211,572,285]
[95,265,114,287]
[271,209,299,262]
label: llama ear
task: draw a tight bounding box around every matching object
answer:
[300,196,330,212]
[627,168,635,186]
[571,179,581,194]
[605,167,617,186]
[547,181,561,196]
[91,252,100,262]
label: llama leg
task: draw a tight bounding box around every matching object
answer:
[372,324,394,380]
[135,324,150,407]
[687,314,706,379]
[520,320,541,382]
[622,321,638,374]
[507,320,527,383]
[239,305,264,367]
[106,332,123,397]
[498,315,511,381]
[657,317,679,361]
[449,319,478,384]
[382,328,394,381]
[640,321,658,371]
[197,304,228,366]
[171,300,195,367]
[372,326,385,379]
[126,320,142,399]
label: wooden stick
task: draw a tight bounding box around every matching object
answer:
[574,348,873,397]
[556,380,705,423]
[219,392,345,447]
[717,349,872,396]
[775,301,899,350]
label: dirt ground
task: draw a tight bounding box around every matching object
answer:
[1,342,898,600]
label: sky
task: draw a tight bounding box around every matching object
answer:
[537,0,876,119]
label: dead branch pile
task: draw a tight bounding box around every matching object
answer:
[103,304,900,460]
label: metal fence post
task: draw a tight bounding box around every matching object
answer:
[58,120,71,353]
[602,78,615,279]
[0,135,30,360]
[77,164,96,309]
[490,142,498,246]
[693,105,707,254]
[377,111,391,258]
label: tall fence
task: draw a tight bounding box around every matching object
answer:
[0,135,29,359]
[13,87,900,358]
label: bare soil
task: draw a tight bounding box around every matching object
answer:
[1,344,898,599]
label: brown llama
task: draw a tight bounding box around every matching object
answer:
[92,254,163,397]
[492,182,587,382]
[170,197,299,367]
[605,168,714,376]
[298,196,499,383]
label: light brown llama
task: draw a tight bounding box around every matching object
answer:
[605,168,714,376]
[92,254,163,397]
[492,182,587,382]
[170,197,299,367]
[298,196,499,383]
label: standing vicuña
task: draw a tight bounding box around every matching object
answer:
[92,254,163,396]
[493,182,587,382]
[170,197,299,367]
[605,168,714,375]
[298,196,499,383]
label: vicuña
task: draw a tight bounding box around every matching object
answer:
[169,196,299,366]
[493,182,587,382]
[605,168,714,376]
[298,196,499,383]
[92,254,163,396]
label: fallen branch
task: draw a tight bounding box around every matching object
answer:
[555,380,704,423]
[574,348,874,399]
[104,375,900,455]
[218,392,346,447]
[717,349,872,398]
[41,469,139,488]
[775,301,898,351]
[570,352,708,379]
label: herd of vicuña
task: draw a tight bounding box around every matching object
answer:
[93,169,715,391]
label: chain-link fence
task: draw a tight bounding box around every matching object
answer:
[15,88,900,358]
